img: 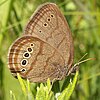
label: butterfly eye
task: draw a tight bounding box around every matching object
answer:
[44,23,48,27]
[21,68,26,72]
[39,30,42,33]
[27,47,33,53]
[30,43,34,47]
[47,18,50,21]
[51,14,54,17]
[21,59,28,66]
[23,52,30,58]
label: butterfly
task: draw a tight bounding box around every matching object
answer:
[8,3,76,82]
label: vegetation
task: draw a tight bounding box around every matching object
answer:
[0,0,100,100]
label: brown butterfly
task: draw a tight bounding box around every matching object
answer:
[8,3,74,82]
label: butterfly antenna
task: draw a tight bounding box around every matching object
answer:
[77,53,88,63]
[67,57,95,76]
[74,58,94,67]
[73,52,95,69]
[73,53,88,68]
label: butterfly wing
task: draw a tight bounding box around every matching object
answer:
[24,3,74,69]
[8,35,66,82]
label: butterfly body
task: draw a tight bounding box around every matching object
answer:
[8,3,74,82]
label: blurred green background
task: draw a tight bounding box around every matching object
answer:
[0,0,100,100]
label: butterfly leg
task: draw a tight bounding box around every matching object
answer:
[67,64,79,76]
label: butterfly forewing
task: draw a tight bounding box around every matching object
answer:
[24,3,74,68]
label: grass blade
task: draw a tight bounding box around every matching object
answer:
[58,71,79,100]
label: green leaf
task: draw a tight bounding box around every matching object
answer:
[36,83,46,100]
[45,79,54,100]
[17,73,27,96]
[36,79,54,100]
[0,33,3,48]
[58,71,79,100]
[26,79,34,100]
[47,78,51,91]
[17,74,35,100]
[10,90,16,100]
